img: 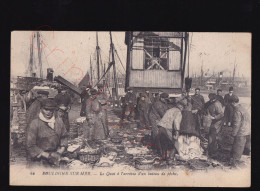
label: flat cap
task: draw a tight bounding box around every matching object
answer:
[160,92,169,98]
[230,95,239,103]
[177,100,187,107]
[208,93,216,99]
[126,87,132,91]
[195,88,200,91]
[229,87,234,91]
[40,99,57,109]
[37,90,49,96]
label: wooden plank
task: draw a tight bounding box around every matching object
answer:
[129,70,181,88]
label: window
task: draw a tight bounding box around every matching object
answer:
[131,35,182,71]
[144,37,168,70]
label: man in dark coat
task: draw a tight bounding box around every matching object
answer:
[80,85,92,117]
[54,88,71,131]
[216,89,225,106]
[148,92,170,147]
[229,96,251,167]
[96,84,109,138]
[26,99,68,168]
[137,94,148,124]
[26,90,49,125]
[224,87,237,127]
[206,93,224,158]
[191,88,205,129]
[122,87,137,121]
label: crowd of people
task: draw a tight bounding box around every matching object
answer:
[11,84,250,168]
[123,87,251,167]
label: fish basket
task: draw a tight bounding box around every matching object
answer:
[78,151,101,164]
[110,137,123,144]
[134,157,157,170]
[202,115,212,128]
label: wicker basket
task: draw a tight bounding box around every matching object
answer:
[134,158,154,170]
[78,152,101,164]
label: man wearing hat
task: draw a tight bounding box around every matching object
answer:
[83,88,106,141]
[80,85,92,117]
[26,99,68,168]
[191,88,205,130]
[122,87,137,121]
[216,89,224,106]
[205,93,224,158]
[229,95,251,167]
[26,90,49,125]
[137,93,148,123]
[148,92,170,147]
[96,84,109,138]
[155,100,186,164]
[224,87,237,127]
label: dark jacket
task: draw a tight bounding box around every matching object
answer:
[232,104,251,136]
[26,117,68,159]
[224,94,236,106]
[191,94,205,110]
[125,92,137,105]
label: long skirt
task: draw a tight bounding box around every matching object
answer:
[83,116,106,141]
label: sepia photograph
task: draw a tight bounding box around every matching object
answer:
[10,31,251,186]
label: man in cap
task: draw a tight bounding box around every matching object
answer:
[155,100,186,164]
[205,93,224,158]
[224,87,237,127]
[148,92,170,147]
[229,95,251,167]
[54,87,71,131]
[122,87,137,121]
[26,99,68,168]
[83,88,106,141]
[80,85,92,117]
[216,89,224,106]
[137,93,148,123]
[191,88,205,130]
[26,90,49,125]
[96,84,109,138]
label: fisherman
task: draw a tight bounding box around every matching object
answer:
[96,84,109,138]
[191,88,205,130]
[229,95,251,167]
[123,87,137,121]
[143,89,154,124]
[26,90,49,125]
[216,89,225,106]
[156,101,186,164]
[206,93,224,158]
[137,93,147,123]
[148,92,170,147]
[224,87,236,127]
[26,99,68,168]
[54,87,71,131]
[83,89,106,141]
[80,85,92,117]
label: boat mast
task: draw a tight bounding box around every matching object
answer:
[109,31,118,100]
[37,31,43,78]
[96,32,100,81]
[90,55,93,82]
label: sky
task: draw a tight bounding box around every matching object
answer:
[11,31,251,83]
